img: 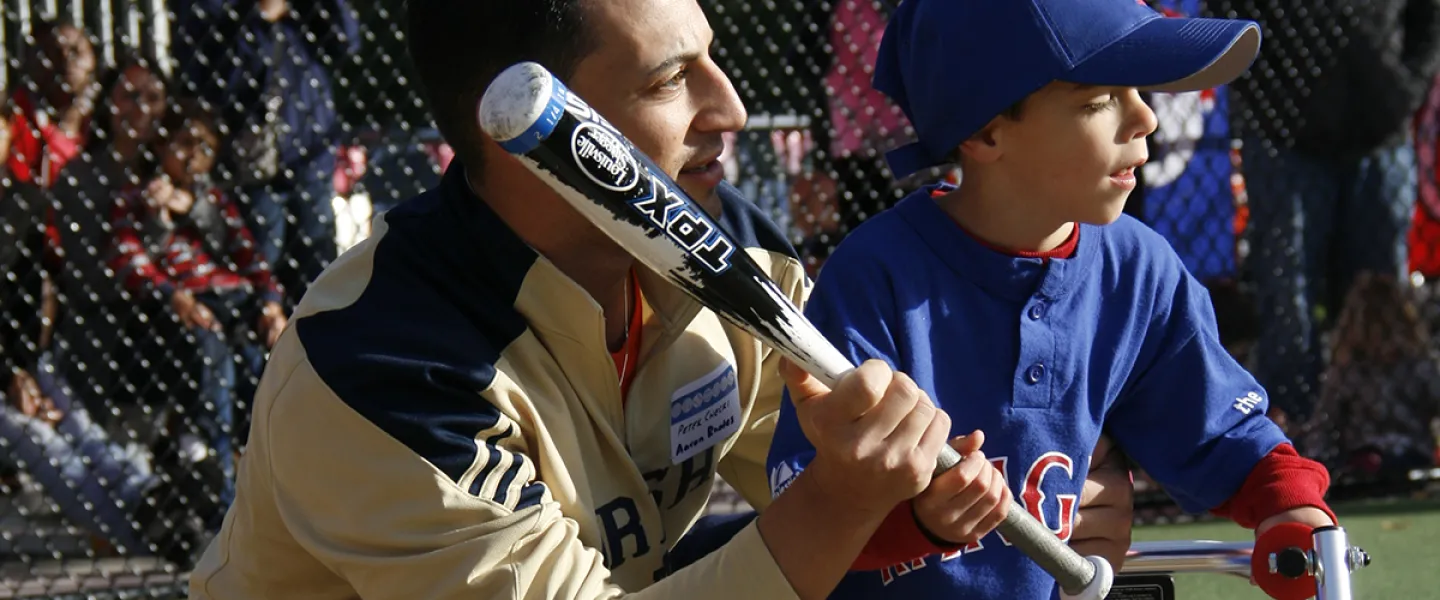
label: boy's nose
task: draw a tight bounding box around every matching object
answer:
[1129,93,1159,140]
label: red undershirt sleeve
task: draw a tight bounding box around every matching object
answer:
[1209,444,1338,529]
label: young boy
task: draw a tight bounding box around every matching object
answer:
[111,98,287,529]
[766,0,1338,598]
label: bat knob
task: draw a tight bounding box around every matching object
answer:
[479,61,568,155]
[1057,555,1113,600]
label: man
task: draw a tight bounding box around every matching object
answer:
[187,1,1134,598]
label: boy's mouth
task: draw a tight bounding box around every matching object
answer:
[1110,158,1147,179]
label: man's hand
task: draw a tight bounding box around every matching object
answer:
[171,289,218,332]
[781,358,952,516]
[6,369,63,425]
[762,358,952,599]
[260,0,289,21]
[913,431,1012,545]
[7,369,44,417]
[1071,435,1135,570]
[257,301,288,348]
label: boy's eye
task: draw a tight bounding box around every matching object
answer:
[1084,94,1120,113]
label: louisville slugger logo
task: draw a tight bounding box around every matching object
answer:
[571,122,641,193]
[631,174,735,274]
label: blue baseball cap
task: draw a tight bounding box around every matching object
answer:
[873,0,1261,180]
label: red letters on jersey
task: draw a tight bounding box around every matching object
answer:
[879,452,1077,586]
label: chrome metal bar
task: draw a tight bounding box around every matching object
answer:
[1122,540,1253,578]
[1313,527,1355,600]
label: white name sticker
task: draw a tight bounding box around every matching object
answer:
[670,363,742,464]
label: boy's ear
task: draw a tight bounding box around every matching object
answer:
[958,118,1005,164]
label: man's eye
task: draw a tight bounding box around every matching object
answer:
[659,68,689,90]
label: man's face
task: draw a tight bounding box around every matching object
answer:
[990,82,1157,225]
[565,0,747,215]
[36,25,97,107]
[109,65,167,144]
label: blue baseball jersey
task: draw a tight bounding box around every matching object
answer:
[765,185,1290,600]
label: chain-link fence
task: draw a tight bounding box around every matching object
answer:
[0,0,1438,596]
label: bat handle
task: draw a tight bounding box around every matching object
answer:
[795,348,1113,597]
[934,445,1113,599]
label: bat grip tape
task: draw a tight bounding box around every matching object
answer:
[934,445,1108,597]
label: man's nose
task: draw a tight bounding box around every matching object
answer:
[694,61,748,135]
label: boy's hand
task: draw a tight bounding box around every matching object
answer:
[913,431,1012,545]
[1071,435,1134,570]
[146,177,175,207]
[1249,507,1335,588]
[781,358,953,516]
[1256,507,1334,538]
[146,178,194,214]
[258,301,288,347]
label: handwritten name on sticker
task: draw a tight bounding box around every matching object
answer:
[670,363,741,464]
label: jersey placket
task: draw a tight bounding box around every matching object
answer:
[1013,293,1058,409]
[1013,259,1068,410]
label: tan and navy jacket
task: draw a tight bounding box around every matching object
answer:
[188,165,810,599]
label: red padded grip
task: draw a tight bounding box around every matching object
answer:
[1251,522,1317,600]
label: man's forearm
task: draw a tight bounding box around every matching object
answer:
[756,464,891,600]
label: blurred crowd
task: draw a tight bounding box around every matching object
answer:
[0,0,364,568]
[0,0,1438,575]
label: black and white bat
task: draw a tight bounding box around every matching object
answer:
[477,61,1112,600]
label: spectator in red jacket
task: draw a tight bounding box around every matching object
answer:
[8,19,98,188]
[110,99,287,517]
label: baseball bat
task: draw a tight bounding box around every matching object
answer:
[477,61,1112,600]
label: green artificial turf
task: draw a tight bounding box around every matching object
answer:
[1129,498,1440,599]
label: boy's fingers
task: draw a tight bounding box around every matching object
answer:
[948,430,985,456]
[974,469,1012,532]
[927,448,989,501]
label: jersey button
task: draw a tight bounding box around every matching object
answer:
[1026,363,1046,384]
[1028,304,1046,320]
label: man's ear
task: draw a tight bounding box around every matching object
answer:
[958,119,1005,164]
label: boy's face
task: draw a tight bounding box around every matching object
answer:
[980,82,1158,225]
[164,121,218,183]
[563,0,748,215]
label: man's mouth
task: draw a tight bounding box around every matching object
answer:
[680,153,723,175]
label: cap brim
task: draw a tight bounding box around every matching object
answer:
[1068,17,1260,93]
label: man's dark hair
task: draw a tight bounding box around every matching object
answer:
[405,1,596,172]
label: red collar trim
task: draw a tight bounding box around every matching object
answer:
[930,190,1079,260]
